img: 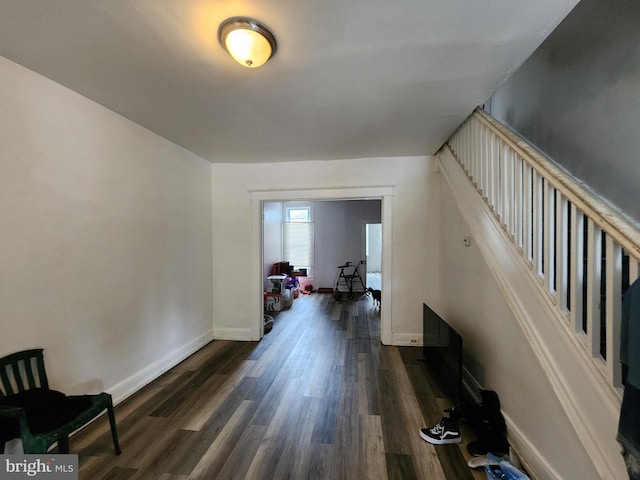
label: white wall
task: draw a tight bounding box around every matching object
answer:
[212,156,439,343]
[486,0,640,225]
[0,57,213,402]
[438,177,599,479]
[262,202,283,281]
[310,200,381,290]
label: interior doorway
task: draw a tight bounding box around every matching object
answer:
[251,187,393,344]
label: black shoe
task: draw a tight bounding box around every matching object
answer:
[419,418,461,445]
[467,435,510,456]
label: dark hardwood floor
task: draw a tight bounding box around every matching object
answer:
[73,292,483,479]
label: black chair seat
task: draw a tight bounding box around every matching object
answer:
[0,349,121,455]
[0,388,92,442]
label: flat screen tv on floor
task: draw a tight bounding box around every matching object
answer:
[422,303,463,405]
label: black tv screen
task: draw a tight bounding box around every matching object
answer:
[422,303,463,404]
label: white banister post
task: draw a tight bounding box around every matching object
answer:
[557,191,569,313]
[501,147,507,230]
[533,172,544,278]
[570,205,585,333]
[514,155,524,250]
[544,181,556,297]
[586,220,602,358]
[508,148,516,237]
[490,134,496,216]
[478,122,484,191]
[523,164,533,264]
[482,127,490,199]
[605,237,622,387]
[473,117,480,185]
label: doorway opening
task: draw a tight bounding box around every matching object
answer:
[365,223,382,291]
[251,187,393,344]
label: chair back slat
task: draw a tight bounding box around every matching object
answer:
[0,349,49,397]
[35,354,48,389]
[23,356,39,390]
[0,367,13,396]
[11,363,25,392]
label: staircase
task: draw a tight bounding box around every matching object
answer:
[439,108,640,479]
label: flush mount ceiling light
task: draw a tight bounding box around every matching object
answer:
[218,17,277,68]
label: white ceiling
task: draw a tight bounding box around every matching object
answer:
[0,0,579,163]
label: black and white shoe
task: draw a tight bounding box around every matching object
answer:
[419,418,461,445]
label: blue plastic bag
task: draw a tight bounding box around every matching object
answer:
[485,454,530,480]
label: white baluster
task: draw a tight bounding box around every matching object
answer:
[586,220,602,358]
[556,191,569,313]
[605,236,622,387]
[570,204,585,333]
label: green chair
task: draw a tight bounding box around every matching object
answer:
[0,348,121,455]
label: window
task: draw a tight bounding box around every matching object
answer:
[287,207,311,223]
[284,206,313,273]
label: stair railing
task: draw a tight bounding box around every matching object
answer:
[447,108,640,391]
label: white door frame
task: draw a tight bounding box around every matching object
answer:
[251,187,393,344]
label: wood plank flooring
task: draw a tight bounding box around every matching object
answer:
[73,293,483,479]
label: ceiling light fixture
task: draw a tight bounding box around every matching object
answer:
[218,17,277,69]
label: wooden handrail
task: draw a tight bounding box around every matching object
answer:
[472,108,640,260]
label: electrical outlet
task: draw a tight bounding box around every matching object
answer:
[463,236,472,247]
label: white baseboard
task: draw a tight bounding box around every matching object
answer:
[109,330,214,405]
[391,333,423,347]
[213,326,253,341]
